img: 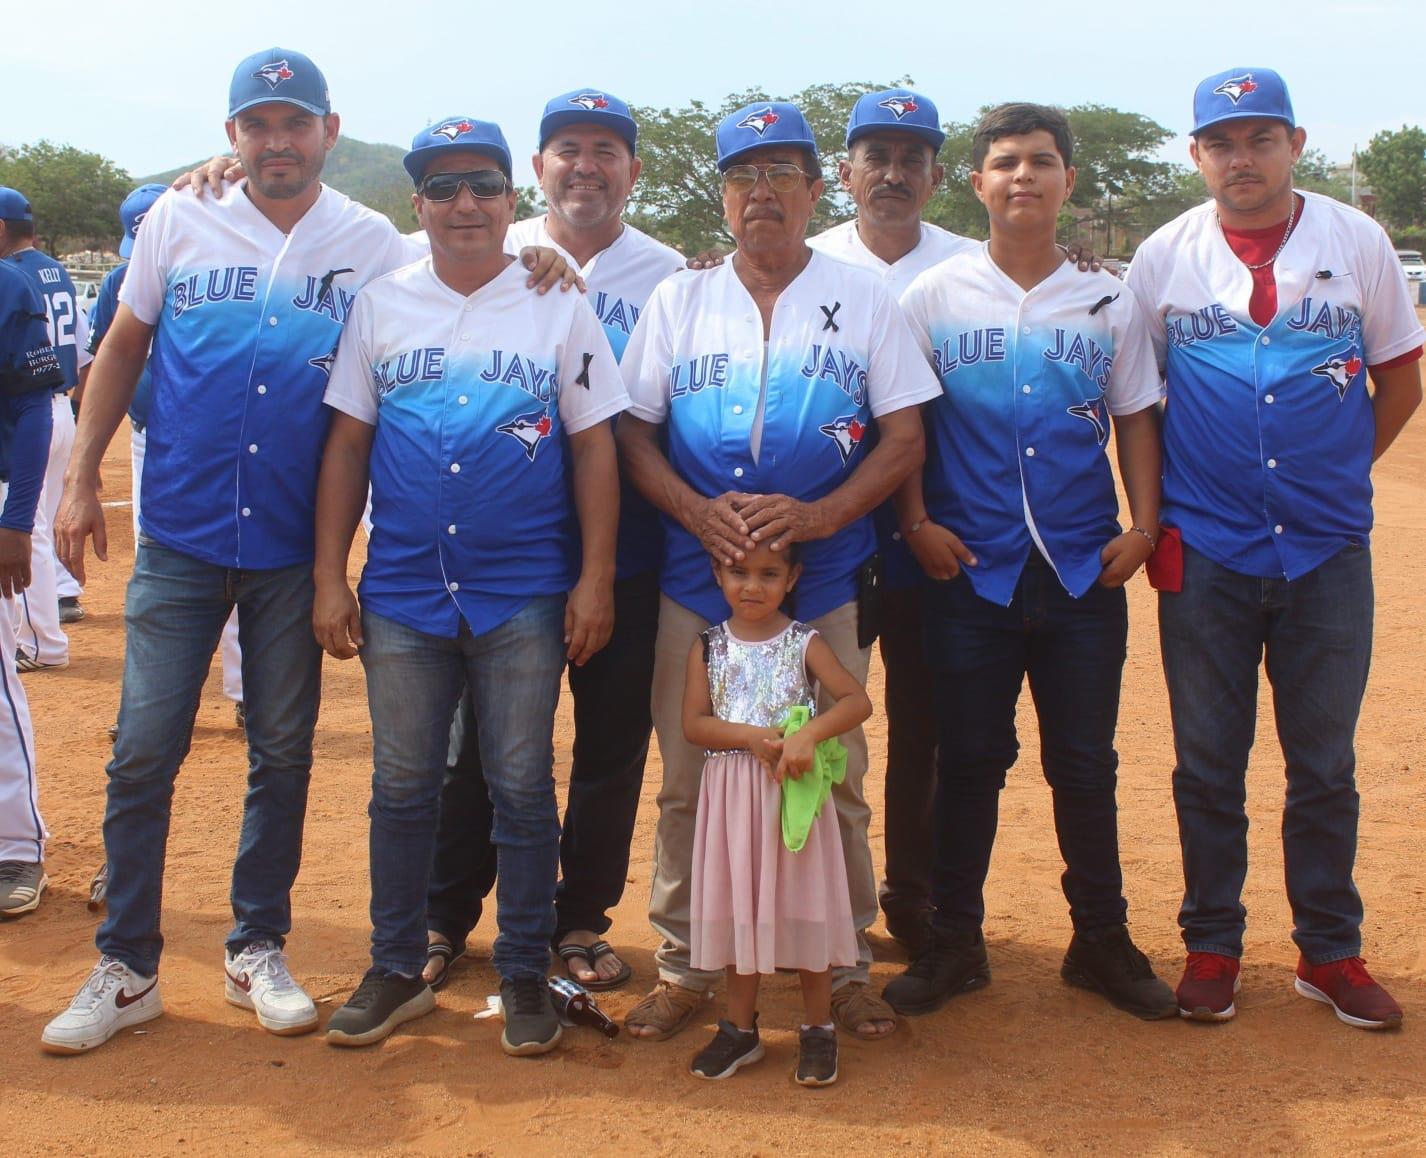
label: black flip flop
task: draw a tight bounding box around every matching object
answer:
[557,939,632,991]
[425,939,467,992]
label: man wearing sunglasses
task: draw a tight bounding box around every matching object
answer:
[423,90,685,997]
[618,101,942,1043]
[46,47,420,1055]
[313,116,628,1052]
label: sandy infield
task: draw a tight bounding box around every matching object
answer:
[4,315,1424,1154]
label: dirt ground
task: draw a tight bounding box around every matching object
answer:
[4,326,1425,1156]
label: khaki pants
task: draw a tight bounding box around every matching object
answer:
[649,594,875,989]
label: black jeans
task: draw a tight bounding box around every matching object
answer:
[426,571,660,946]
[876,586,938,927]
[923,552,1130,935]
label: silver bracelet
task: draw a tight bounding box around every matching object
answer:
[1129,526,1158,550]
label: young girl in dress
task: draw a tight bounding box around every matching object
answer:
[683,540,872,1087]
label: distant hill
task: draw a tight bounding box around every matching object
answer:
[142,136,419,230]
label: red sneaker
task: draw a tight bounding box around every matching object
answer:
[1176,952,1241,1022]
[1294,957,1403,1030]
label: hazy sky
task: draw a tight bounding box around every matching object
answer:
[5,0,1423,184]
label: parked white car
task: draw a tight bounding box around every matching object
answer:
[1396,248,1426,283]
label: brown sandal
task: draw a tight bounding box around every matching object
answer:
[831,981,898,1040]
[624,981,706,1041]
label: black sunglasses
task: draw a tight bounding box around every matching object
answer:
[419,170,511,201]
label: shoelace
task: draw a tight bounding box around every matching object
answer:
[240,946,301,995]
[346,971,391,1010]
[507,978,548,1015]
[1100,931,1153,980]
[71,958,131,1013]
[1325,957,1376,989]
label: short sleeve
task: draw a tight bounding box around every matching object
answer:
[1124,254,1168,373]
[620,281,676,423]
[322,292,379,425]
[556,295,629,435]
[1360,224,1426,366]
[1104,292,1166,416]
[865,285,942,417]
[117,190,173,326]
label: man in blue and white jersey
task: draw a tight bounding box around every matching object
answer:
[0,187,92,671]
[1127,68,1422,1029]
[44,47,415,1055]
[881,103,1174,1023]
[425,90,685,993]
[314,117,626,1053]
[0,261,61,918]
[618,101,941,1042]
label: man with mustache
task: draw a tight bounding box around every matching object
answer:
[1127,67,1422,1028]
[618,101,942,1041]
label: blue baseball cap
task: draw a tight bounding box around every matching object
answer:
[716,102,819,172]
[404,117,513,185]
[118,184,167,258]
[846,89,945,152]
[1191,68,1295,136]
[539,89,638,155]
[0,186,33,221]
[228,48,331,119]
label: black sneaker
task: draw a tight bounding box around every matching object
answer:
[325,967,434,1047]
[1060,925,1177,1020]
[795,1025,838,1087]
[882,925,991,1015]
[500,975,562,1056]
[690,1017,764,1079]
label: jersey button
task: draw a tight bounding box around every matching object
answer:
[732,404,744,415]
[241,507,252,517]
[448,581,460,592]
[268,316,278,327]
[1273,524,1284,534]
[450,463,461,473]
[1261,336,1271,346]
[248,444,258,454]
[733,467,744,478]
[1264,394,1275,404]
[891,531,902,542]
[1025,447,1036,457]
[1022,326,1031,336]
[458,395,469,405]
[461,333,470,342]
[256,385,267,395]
[1267,458,1277,469]
[1022,385,1032,394]
[447,525,457,535]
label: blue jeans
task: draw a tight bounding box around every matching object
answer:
[360,597,565,979]
[99,539,321,976]
[923,552,1130,934]
[1159,543,1372,964]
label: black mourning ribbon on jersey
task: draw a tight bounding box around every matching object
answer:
[574,352,594,389]
[1089,293,1119,316]
[319,268,355,301]
[821,302,841,332]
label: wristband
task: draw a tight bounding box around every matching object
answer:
[1129,526,1158,550]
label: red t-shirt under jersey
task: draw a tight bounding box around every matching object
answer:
[1220,196,1422,371]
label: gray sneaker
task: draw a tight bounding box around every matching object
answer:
[500,975,562,1056]
[325,968,434,1047]
[0,860,48,917]
[58,597,85,624]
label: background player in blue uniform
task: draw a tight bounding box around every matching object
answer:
[0,260,62,916]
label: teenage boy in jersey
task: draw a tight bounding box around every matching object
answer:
[0,261,61,917]
[314,117,627,1053]
[0,187,92,671]
[424,90,684,993]
[1127,68,1422,1029]
[884,103,1176,1020]
[44,47,416,1055]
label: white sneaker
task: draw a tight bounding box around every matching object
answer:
[42,956,162,1054]
[224,940,318,1035]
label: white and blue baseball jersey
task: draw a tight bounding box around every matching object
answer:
[119,184,411,569]
[505,215,685,580]
[621,251,941,623]
[1127,190,1425,580]
[0,261,62,522]
[324,255,628,639]
[901,245,1163,605]
[811,218,978,589]
[6,249,91,390]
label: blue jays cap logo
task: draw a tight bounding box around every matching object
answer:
[818,415,866,466]
[128,211,149,239]
[878,95,920,120]
[497,409,554,461]
[1311,351,1362,401]
[568,93,610,112]
[737,107,781,136]
[1212,74,1260,105]
[252,59,296,91]
[1067,398,1109,446]
[432,118,475,142]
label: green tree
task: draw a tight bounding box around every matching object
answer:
[922,119,989,241]
[628,80,903,253]
[1359,125,1426,227]
[1295,147,1353,204]
[1063,105,1176,255]
[0,140,132,254]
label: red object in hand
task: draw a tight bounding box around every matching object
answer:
[1145,525,1184,593]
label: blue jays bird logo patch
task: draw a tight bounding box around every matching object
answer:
[432,119,475,142]
[878,95,919,120]
[497,409,554,461]
[568,93,610,112]
[737,108,781,135]
[252,60,295,90]
[1311,351,1363,401]
[1067,398,1109,446]
[819,414,866,465]
[1212,74,1259,104]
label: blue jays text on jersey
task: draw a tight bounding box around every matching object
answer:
[324,256,628,641]
[621,251,941,624]
[901,246,1163,606]
[118,184,413,570]
[1128,190,1426,581]
[505,214,686,580]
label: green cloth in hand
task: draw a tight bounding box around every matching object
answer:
[778,705,847,852]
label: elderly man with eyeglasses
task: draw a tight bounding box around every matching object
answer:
[312,116,628,1054]
[617,101,942,1042]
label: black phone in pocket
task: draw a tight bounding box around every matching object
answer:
[856,554,883,649]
